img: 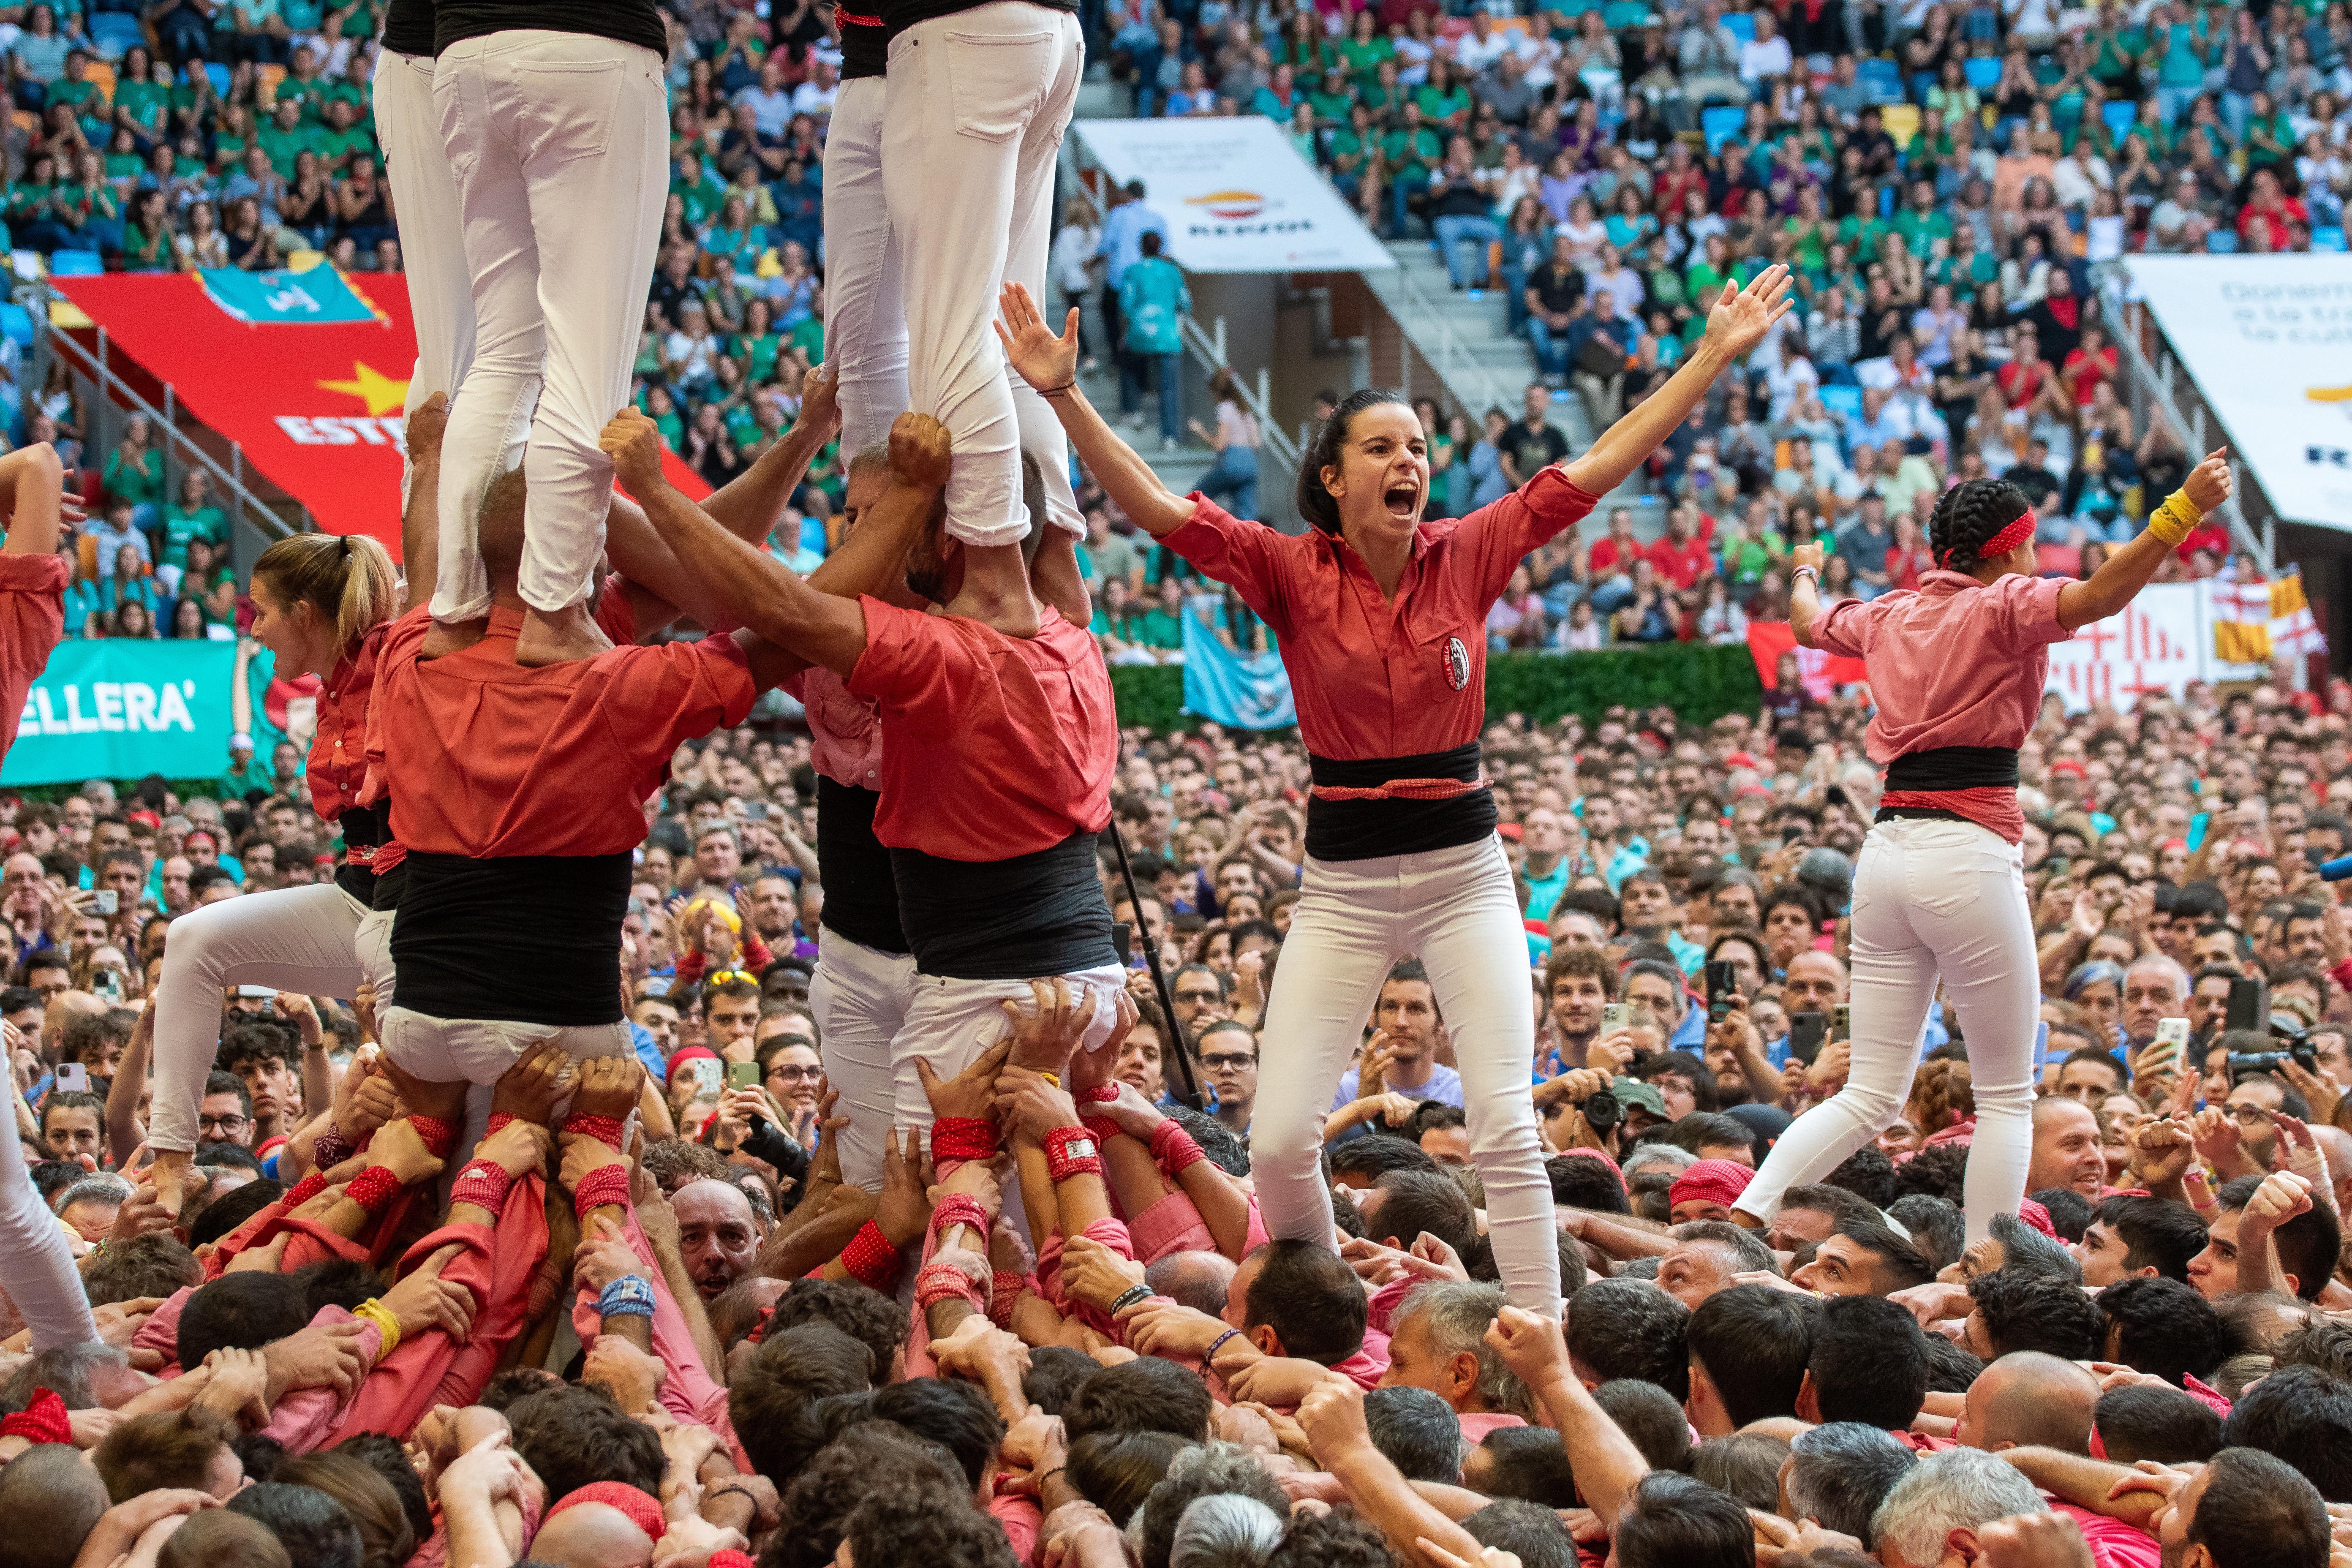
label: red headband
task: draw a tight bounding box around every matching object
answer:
[1945,509,2034,568]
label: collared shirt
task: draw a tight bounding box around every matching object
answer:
[1812,570,2072,841]
[1161,468,1599,761]
[847,601,1114,861]
[368,606,755,858]
[309,618,387,824]
[1095,200,1171,286]
[0,552,66,758]
[785,665,882,790]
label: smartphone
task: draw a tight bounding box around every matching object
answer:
[1787,1012,1828,1066]
[2155,1017,2191,1054]
[1705,960,1738,1023]
[1832,1003,1852,1043]
[744,801,769,820]
[726,1061,760,1090]
[2226,977,2267,1034]
[54,1062,88,1092]
[92,971,122,1004]
[691,1058,724,1094]
[1602,1002,1632,1034]
[1113,920,1143,970]
[94,890,117,915]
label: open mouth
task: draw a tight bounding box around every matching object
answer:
[1383,482,1420,519]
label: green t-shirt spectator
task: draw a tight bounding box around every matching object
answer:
[46,77,100,117]
[1838,213,1891,261]
[275,74,328,123]
[1306,87,1354,124]
[318,78,368,124]
[105,449,164,510]
[115,79,170,134]
[674,170,728,227]
[1380,126,1441,179]
[786,315,824,364]
[1892,207,1951,251]
[257,120,320,178]
[55,181,117,225]
[1414,83,1469,123]
[160,501,228,568]
[316,124,378,169]
[1326,128,1368,174]
[732,328,783,383]
[1336,36,1390,88]
[1727,529,1786,584]
[1131,606,1183,650]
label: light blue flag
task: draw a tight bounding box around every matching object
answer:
[1181,600,1295,730]
[199,266,378,324]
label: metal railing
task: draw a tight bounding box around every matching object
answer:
[31,284,308,568]
[2097,274,2272,575]
[1377,258,1516,423]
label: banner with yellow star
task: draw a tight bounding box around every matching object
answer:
[50,271,710,553]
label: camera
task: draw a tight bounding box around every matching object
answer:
[1581,1088,1622,1134]
[2228,1043,2318,1075]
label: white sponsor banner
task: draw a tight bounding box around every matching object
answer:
[2125,255,2352,530]
[2043,581,2267,712]
[1073,117,1394,274]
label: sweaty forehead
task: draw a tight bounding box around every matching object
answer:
[672,1179,754,1228]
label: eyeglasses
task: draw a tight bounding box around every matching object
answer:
[199,1114,248,1135]
[1175,989,1223,1006]
[1200,1052,1257,1071]
[767,1064,822,1083]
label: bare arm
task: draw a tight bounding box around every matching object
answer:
[1565,269,1792,498]
[1488,1310,1651,1527]
[1998,1447,2170,1531]
[106,1000,153,1162]
[2055,449,2230,631]
[0,443,66,558]
[995,284,1195,539]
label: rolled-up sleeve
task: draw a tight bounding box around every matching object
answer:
[1159,499,1295,638]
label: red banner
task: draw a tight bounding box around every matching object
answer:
[51,272,708,555]
[1746,619,1867,698]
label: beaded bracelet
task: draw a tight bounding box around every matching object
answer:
[841,1220,902,1294]
[572,1162,632,1214]
[928,1194,989,1241]
[1042,1125,1102,1182]
[931,1116,998,1163]
[1108,1283,1153,1315]
[408,1114,457,1160]
[345,1164,402,1217]
[449,1159,514,1213]
[563,1112,627,1148]
[915,1259,988,1314]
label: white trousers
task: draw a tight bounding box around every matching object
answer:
[0,1122,97,1348]
[1733,816,2039,1244]
[819,79,909,461]
[809,924,919,1192]
[375,47,483,513]
[378,1009,632,1085]
[149,884,394,1154]
[881,960,1126,1168]
[432,30,668,618]
[881,3,1086,545]
[1250,837,1562,1318]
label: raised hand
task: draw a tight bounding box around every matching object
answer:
[572,1056,646,1124]
[1702,264,1795,361]
[2183,447,2233,514]
[1790,541,1825,575]
[915,1037,1013,1125]
[1001,979,1087,1077]
[992,282,1081,395]
[889,411,953,490]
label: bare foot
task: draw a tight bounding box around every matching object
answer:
[421,618,487,660]
[515,601,613,666]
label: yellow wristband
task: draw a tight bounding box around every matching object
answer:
[1037,1072,1061,1089]
[350,1298,400,1359]
[2145,488,2205,548]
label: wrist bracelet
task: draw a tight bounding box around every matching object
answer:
[1791,564,1819,584]
[1080,1113,1122,1149]
[929,1193,990,1241]
[1077,1083,1120,1105]
[345,1163,402,1217]
[915,1258,988,1314]
[572,1162,632,1214]
[1036,1070,1062,1089]
[932,1116,999,1163]
[599,1274,656,1320]
[1149,1119,1206,1177]
[990,1269,1026,1327]
[563,1112,627,1149]
[450,1159,513,1213]
[407,1114,457,1160]
[1204,1327,1242,1361]
[1042,1125,1102,1182]
[284,1170,329,1210]
[351,1297,402,1358]
[1107,1282,1153,1315]
[841,1220,902,1294]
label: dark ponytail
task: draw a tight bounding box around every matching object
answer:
[1927,477,2033,574]
[1295,387,1409,536]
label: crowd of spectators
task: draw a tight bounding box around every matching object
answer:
[0,636,2345,1568]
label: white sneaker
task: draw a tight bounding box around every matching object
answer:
[1162,437,1179,452]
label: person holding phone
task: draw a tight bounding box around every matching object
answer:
[994,267,1798,1318]
[1731,449,2236,1246]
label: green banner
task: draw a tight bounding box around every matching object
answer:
[0,640,239,787]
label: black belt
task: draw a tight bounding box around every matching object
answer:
[1304,742,1497,863]
[1883,745,2021,792]
[1874,806,1975,826]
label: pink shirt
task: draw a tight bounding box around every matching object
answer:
[784,666,882,790]
[1810,570,2072,842]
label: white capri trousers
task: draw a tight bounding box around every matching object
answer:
[149,883,395,1155]
[1732,815,2039,1244]
[431,29,668,620]
[1250,836,1562,1318]
[818,78,910,461]
[374,46,480,511]
[0,1122,97,1348]
[880,1,1086,546]
[808,924,920,1193]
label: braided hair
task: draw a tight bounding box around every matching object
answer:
[1296,387,1410,535]
[1926,477,2034,574]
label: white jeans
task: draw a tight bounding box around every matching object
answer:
[150,883,392,1154]
[1252,837,1562,1317]
[376,47,482,512]
[882,2,1086,545]
[432,30,667,618]
[378,1008,632,1085]
[810,925,920,1193]
[886,959,1127,1152]
[819,78,909,461]
[0,1123,96,1348]
[1733,816,2039,1244]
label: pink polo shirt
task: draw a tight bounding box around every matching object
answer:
[1810,570,2072,843]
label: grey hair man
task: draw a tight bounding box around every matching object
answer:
[1783,1422,1915,1545]
[1872,1447,2050,1568]
[1379,1280,1535,1419]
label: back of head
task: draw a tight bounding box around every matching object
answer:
[1476,1427,1578,1509]
[2098,1195,2208,1282]
[1462,1499,1577,1568]
[2217,1176,2342,1302]
[1872,1448,2045,1568]
[1968,1268,2105,1362]
[1787,1424,1915,1544]
[1974,1352,2099,1454]
[95,1410,235,1503]
[1362,1386,1466,1483]
[774,1423,969,1568]
[727,1320,874,1481]
[6,1345,128,1413]
[1689,1433,1791,1514]
[1809,1295,1930,1430]
[1988,1212,2081,1285]
[82,1231,202,1306]
[1887,1196,1966,1276]
[1591,1379,1692,1472]
[157,1510,293,1568]
[842,1484,1020,1568]
[2096,1275,2227,1387]
[1688,1282,1818,1428]
[328,1434,431,1551]
[251,532,397,653]
[0,1443,110,1568]
[869,1377,1006,1491]
[1242,1241,1367,1366]
[1146,1251,1238,1317]
[504,1384,665,1503]
[2220,1365,2352,1502]
[1133,1445,1288,1568]
[272,1451,415,1568]
[226,1483,362,1568]
[1366,1168,1477,1253]
[1614,1472,1755,1568]
[1168,1492,1285,1568]
[1925,477,2033,573]
[2091,1384,2223,1467]
[2187,1448,2333,1568]
[177,1272,308,1369]
[1566,1277,1690,1399]
[1068,1429,1196,1525]
[1065,1354,1214,1442]
[767,1278,906,1388]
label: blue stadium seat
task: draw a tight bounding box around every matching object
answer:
[2314,226,2347,252]
[2101,100,2136,140]
[1963,55,2001,90]
[1858,58,1903,104]
[205,63,231,96]
[1701,105,1745,154]
[1720,10,1754,39]
[87,12,139,56]
[2205,229,2238,253]
[1910,71,1936,103]
[0,304,31,348]
[49,250,102,275]
[1819,384,1864,423]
